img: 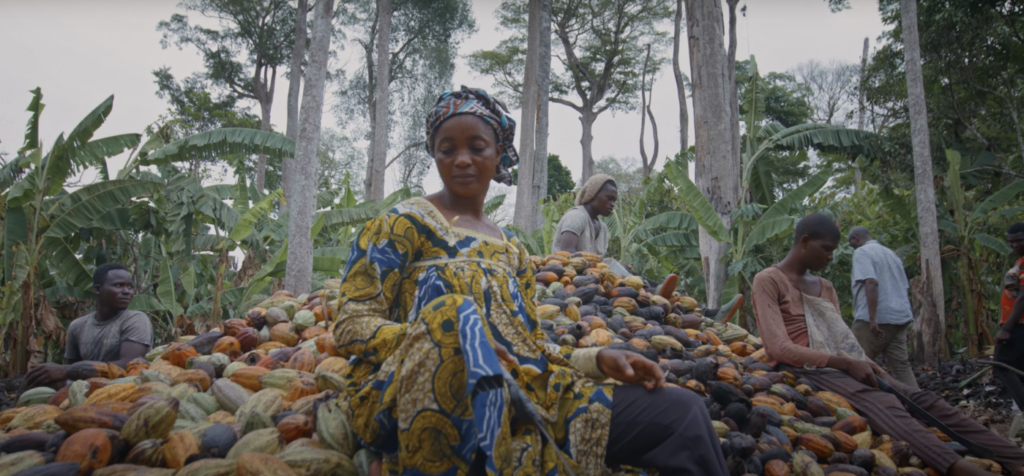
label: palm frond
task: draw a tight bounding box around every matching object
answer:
[141,128,295,167]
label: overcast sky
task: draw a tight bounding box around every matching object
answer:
[0,0,887,197]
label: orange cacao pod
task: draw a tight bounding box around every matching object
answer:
[831,431,858,453]
[764,459,790,476]
[284,377,318,404]
[236,327,261,353]
[83,382,137,406]
[163,429,200,469]
[220,319,249,337]
[796,433,835,460]
[276,414,314,442]
[230,366,270,392]
[213,336,242,355]
[286,348,315,373]
[832,415,868,435]
[270,323,299,347]
[55,428,118,474]
[163,343,199,368]
[172,369,212,391]
[55,405,129,434]
[125,359,149,377]
[300,325,326,341]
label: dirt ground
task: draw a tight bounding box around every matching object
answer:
[916,359,1019,440]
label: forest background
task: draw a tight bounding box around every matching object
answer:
[0,0,1019,376]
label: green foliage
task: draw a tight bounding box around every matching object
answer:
[510,154,574,199]
[157,1,296,105]
[332,0,476,191]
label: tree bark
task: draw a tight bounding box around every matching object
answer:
[284,0,334,294]
[580,109,596,182]
[282,0,308,212]
[638,45,660,178]
[286,0,307,142]
[640,44,652,175]
[514,0,542,233]
[685,0,740,308]
[855,37,868,193]
[256,101,272,191]
[727,0,741,172]
[368,0,392,203]
[362,29,376,198]
[531,0,553,232]
[900,0,946,366]
[673,0,689,151]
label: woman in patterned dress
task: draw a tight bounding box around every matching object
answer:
[333,86,727,476]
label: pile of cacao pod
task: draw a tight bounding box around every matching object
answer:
[0,283,369,475]
[0,250,1007,475]
[530,251,1005,476]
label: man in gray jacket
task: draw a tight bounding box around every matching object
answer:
[848,226,919,388]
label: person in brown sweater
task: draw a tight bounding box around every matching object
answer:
[752,214,1024,476]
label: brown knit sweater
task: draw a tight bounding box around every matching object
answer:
[751,267,839,368]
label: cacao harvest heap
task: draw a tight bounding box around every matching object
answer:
[0,254,1010,475]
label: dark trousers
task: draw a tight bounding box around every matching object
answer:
[467,385,728,476]
[995,325,1024,412]
[605,385,729,476]
[794,368,1024,474]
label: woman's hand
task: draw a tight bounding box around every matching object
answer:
[494,342,517,364]
[596,349,665,390]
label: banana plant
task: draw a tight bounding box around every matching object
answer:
[1,90,148,375]
[234,178,416,312]
[605,175,700,279]
[942,149,1024,357]
[664,57,881,312]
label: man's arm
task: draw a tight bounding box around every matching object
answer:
[110,341,150,369]
[863,278,885,340]
[998,295,1024,343]
[558,231,580,254]
[852,250,884,340]
[24,322,81,388]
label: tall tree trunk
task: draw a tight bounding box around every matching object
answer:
[531,0,553,232]
[727,0,740,172]
[685,0,740,308]
[580,109,596,183]
[362,36,376,198]
[855,37,868,193]
[514,0,543,233]
[640,44,652,175]
[638,45,660,178]
[673,0,689,151]
[282,0,308,212]
[901,0,945,367]
[367,0,392,203]
[284,0,334,294]
[286,0,307,141]
[256,101,272,191]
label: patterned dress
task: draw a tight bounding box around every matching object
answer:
[333,197,615,476]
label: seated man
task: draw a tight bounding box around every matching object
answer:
[24,263,152,389]
[752,214,1024,476]
[551,174,616,255]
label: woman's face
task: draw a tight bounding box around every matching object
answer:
[432,114,501,199]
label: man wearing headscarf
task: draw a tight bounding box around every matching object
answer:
[551,174,617,256]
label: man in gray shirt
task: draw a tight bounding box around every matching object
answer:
[848,227,919,388]
[24,263,152,389]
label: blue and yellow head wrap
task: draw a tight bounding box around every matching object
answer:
[426,86,519,185]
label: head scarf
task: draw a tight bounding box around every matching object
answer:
[426,86,519,185]
[576,174,616,206]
